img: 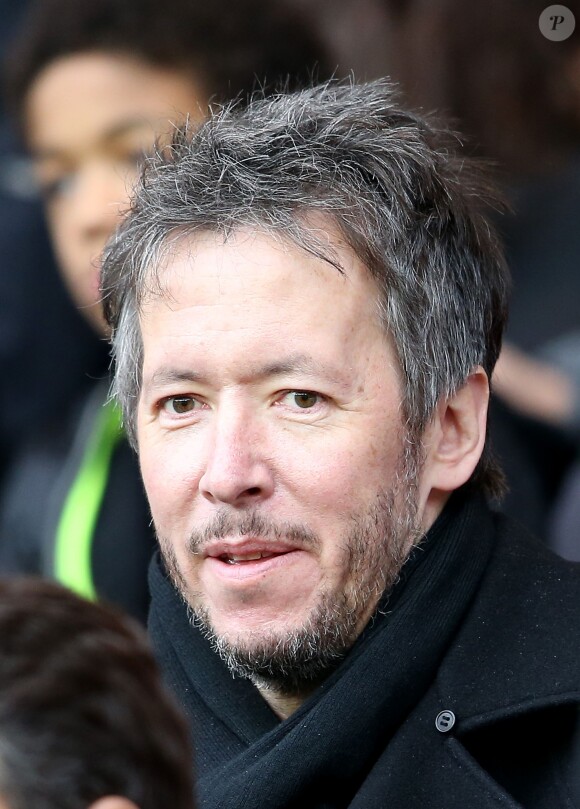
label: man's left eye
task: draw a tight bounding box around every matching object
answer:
[282,391,322,409]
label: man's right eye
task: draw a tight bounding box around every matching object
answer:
[162,396,201,415]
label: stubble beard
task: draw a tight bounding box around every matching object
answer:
[159,441,424,697]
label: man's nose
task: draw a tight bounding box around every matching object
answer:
[198,409,275,507]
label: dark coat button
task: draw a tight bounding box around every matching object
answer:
[435,710,456,733]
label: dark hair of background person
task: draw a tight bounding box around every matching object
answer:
[4,0,333,134]
[0,577,194,809]
[382,0,580,177]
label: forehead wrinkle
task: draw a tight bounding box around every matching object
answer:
[244,354,350,387]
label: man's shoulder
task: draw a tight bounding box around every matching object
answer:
[421,508,580,808]
[490,508,580,614]
[438,507,580,721]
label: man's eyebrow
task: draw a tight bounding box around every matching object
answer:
[144,356,347,390]
[249,356,346,385]
[144,369,206,390]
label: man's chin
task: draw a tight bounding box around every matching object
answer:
[191,608,314,645]
[186,594,360,693]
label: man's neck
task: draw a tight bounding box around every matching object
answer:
[255,682,320,720]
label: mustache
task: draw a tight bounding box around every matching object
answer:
[186,510,320,554]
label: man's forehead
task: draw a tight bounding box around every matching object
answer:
[143,221,375,304]
[137,225,402,399]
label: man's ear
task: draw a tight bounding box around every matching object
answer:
[422,367,489,497]
[88,797,140,809]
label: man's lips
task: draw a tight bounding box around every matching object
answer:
[202,538,300,566]
[198,537,317,588]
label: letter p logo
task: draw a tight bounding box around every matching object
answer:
[539,5,576,39]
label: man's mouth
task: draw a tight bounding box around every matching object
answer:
[200,539,314,588]
[219,551,288,565]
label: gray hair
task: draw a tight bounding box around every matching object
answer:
[101,79,509,497]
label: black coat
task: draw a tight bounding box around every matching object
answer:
[149,493,580,808]
[358,524,580,807]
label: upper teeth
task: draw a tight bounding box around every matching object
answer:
[223,552,274,563]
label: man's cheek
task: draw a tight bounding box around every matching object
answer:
[139,452,178,522]
[285,443,371,508]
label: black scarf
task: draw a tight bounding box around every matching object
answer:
[149,490,496,809]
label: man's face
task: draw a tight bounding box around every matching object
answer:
[25,51,206,333]
[138,230,432,685]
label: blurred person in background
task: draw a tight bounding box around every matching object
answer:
[0,0,331,620]
[0,0,109,487]
[0,577,194,809]
[381,0,580,549]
